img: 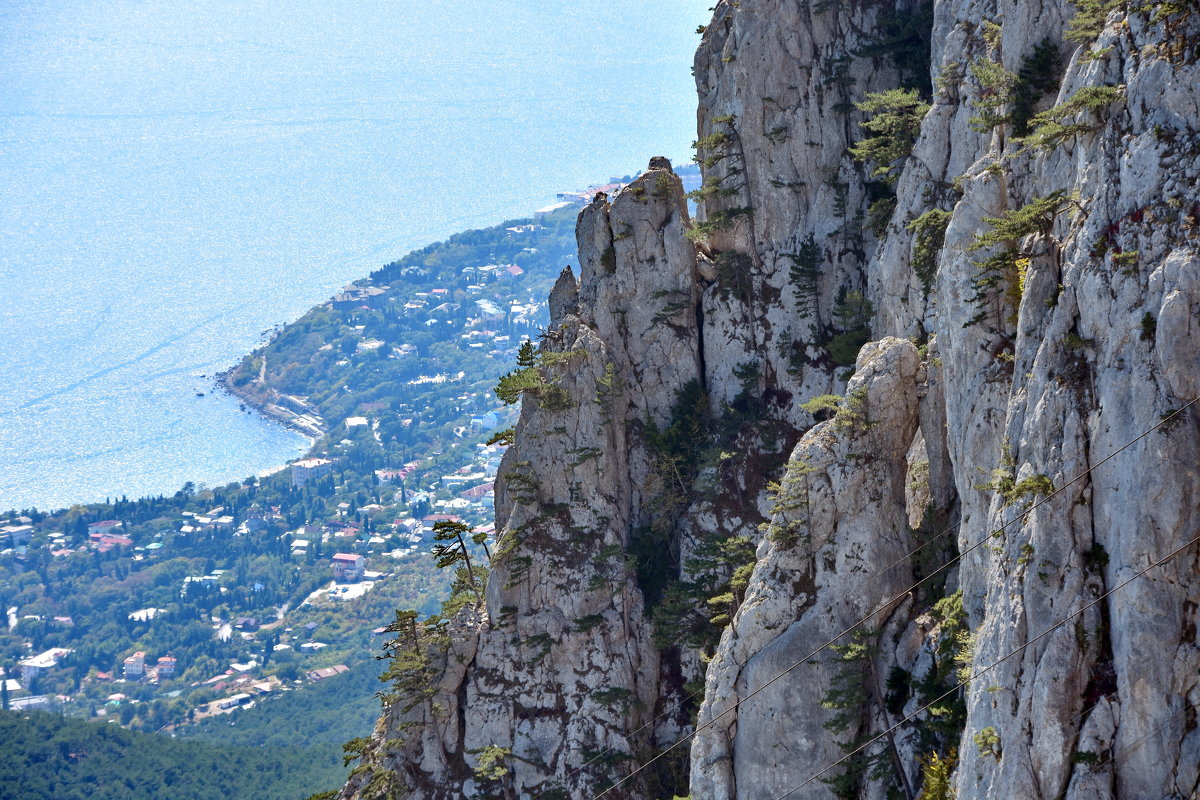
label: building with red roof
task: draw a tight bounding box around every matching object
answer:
[331,553,365,582]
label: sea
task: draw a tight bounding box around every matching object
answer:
[0,0,710,512]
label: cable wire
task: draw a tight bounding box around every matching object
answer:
[773,531,1200,799]
[583,398,1197,799]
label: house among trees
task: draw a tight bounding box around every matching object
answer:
[123,652,145,680]
[193,513,234,534]
[155,656,176,680]
[330,284,387,310]
[469,411,500,431]
[305,664,349,681]
[244,503,268,532]
[86,520,123,537]
[331,552,365,582]
[291,458,332,487]
[89,530,134,552]
[18,648,72,683]
[0,523,34,547]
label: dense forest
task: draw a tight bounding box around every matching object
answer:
[179,661,384,749]
[0,710,346,800]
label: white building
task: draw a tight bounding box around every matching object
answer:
[292,458,333,487]
[123,651,146,680]
[19,648,72,683]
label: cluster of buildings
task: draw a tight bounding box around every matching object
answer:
[3,652,72,713]
[0,234,549,721]
[437,440,505,512]
[328,252,549,366]
[281,435,506,570]
[2,518,135,560]
[2,506,279,566]
[391,289,544,341]
[180,570,229,597]
[177,507,237,535]
[121,651,176,682]
[331,284,388,310]
[262,393,325,439]
[277,439,508,585]
[88,532,134,556]
[555,179,628,204]
[199,673,284,718]
[1,517,127,562]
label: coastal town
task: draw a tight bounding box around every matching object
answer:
[0,172,701,736]
[0,425,509,726]
[0,201,567,727]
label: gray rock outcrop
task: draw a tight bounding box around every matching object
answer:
[688,2,1200,798]
[344,2,1200,799]
[342,161,702,799]
[691,338,923,800]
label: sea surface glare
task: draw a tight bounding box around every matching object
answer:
[0,0,709,510]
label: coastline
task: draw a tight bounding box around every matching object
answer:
[214,367,327,443]
[7,171,695,514]
[204,175,672,455]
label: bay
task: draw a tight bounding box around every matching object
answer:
[0,0,709,511]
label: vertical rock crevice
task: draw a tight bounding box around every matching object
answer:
[345,2,1200,798]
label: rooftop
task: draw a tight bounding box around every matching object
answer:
[20,648,72,669]
[293,458,332,469]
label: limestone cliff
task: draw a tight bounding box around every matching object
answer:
[344,2,1200,798]
[342,162,702,799]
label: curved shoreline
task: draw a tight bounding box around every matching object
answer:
[214,368,327,443]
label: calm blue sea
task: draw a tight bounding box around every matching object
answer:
[0,0,709,511]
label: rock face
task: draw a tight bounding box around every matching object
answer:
[687,2,1200,798]
[345,2,1200,799]
[931,5,1200,797]
[342,162,702,799]
[692,0,923,417]
[691,337,924,800]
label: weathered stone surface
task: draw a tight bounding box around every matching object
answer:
[342,162,701,800]
[929,7,1200,799]
[547,266,578,327]
[689,1,1199,797]
[691,0,923,419]
[691,338,922,800]
[347,3,1200,798]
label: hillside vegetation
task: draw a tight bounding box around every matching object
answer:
[0,710,345,800]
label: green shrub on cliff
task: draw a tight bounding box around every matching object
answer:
[1067,0,1122,41]
[849,89,930,184]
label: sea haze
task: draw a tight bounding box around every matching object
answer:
[0,0,710,511]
